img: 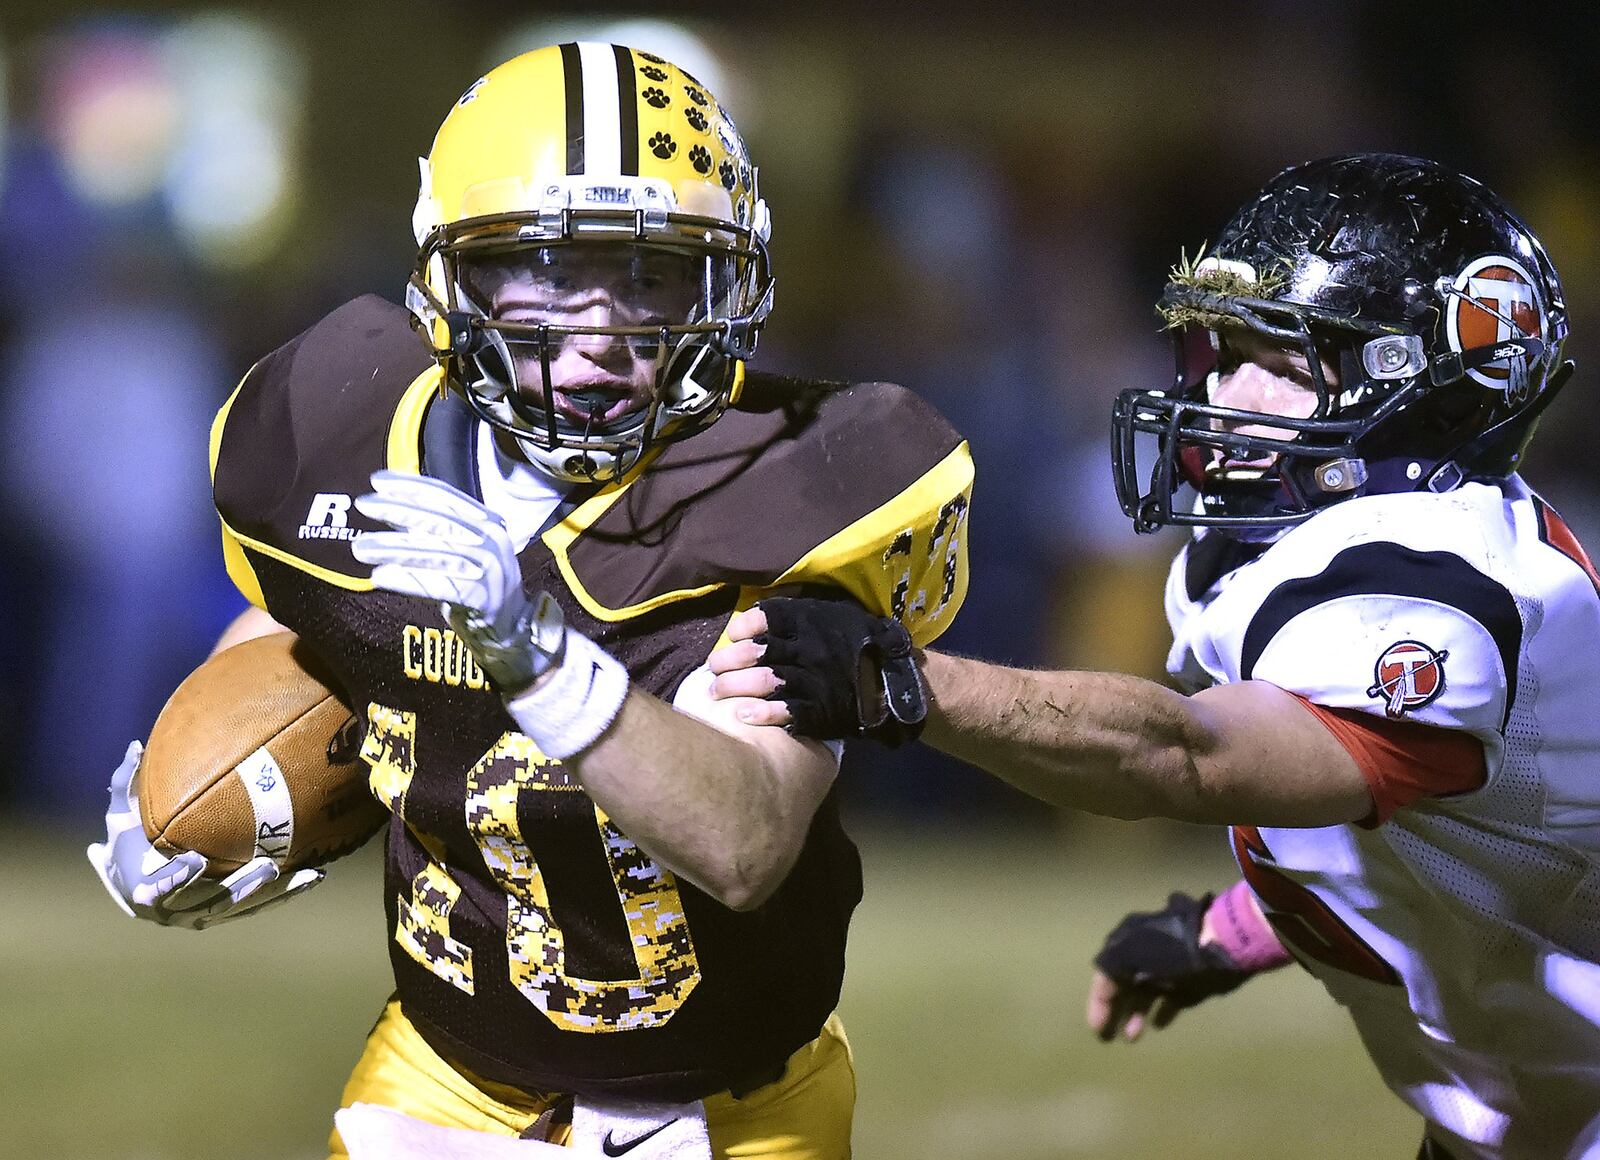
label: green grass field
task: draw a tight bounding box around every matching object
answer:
[0,818,1418,1159]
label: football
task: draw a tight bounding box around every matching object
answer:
[139,631,386,873]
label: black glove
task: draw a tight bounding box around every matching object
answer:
[1093,891,1253,1010]
[756,597,927,748]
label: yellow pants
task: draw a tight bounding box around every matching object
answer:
[328,1000,855,1158]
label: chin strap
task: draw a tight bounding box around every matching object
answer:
[1335,357,1575,500]
[1420,358,1574,491]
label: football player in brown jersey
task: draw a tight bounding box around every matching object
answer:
[87,43,973,1159]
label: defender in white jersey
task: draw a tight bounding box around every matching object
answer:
[707,155,1596,1158]
[1164,476,1600,1158]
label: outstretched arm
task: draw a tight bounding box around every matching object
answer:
[711,603,1374,828]
[914,649,1373,825]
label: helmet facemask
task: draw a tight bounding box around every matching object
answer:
[1114,278,1430,536]
[408,180,773,484]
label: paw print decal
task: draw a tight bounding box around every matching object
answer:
[648,131,677,159]
[640,52,666,64]
[642,86,670,109]
[739,164,752,190]
[688,144,713,174]
[684,106,709,133]
[718,159,737,190]
[640,65,668,82]
[683,85,708,107]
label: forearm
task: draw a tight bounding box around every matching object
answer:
[918,650,1228,823]
[918,650,1372,825]
[711,599,1371,825]
[568,689,830,911]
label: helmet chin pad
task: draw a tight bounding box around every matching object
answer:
[513,434,632,485]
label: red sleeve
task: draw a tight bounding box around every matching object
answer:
[1289,694,1487,827]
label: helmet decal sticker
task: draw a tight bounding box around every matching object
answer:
[1444,254,1546,389]
[1367,640,1450,718]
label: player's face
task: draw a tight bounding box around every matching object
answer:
[1206,329,1339,467]
[461,244,708,428]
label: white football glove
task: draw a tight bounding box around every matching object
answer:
[86,740,325,931]
[353,470,567,694]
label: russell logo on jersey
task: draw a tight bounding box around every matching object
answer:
[1367,640,1449,718]
[299,492,360,541]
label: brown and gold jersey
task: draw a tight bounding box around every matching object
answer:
[210,295,972,1102]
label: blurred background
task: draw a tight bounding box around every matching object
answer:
[2,2,1597,1156]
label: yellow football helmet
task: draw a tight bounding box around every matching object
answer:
[407,43,774,482]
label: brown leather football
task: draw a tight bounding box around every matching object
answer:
[140,632,386,873]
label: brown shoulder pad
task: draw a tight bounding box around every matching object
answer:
[561,373,966,613]
[213,296,434,577]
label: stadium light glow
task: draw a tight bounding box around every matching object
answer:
[49,31,179,208]
[160,12,305,269]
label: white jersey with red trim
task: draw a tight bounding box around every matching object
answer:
[1166,476,1600,1159]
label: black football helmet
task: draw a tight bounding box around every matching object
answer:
[1112,154,1572,534]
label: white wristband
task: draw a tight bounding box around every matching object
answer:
[503,631,630,760]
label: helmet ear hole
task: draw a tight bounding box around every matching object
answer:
[565,453,599,478]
